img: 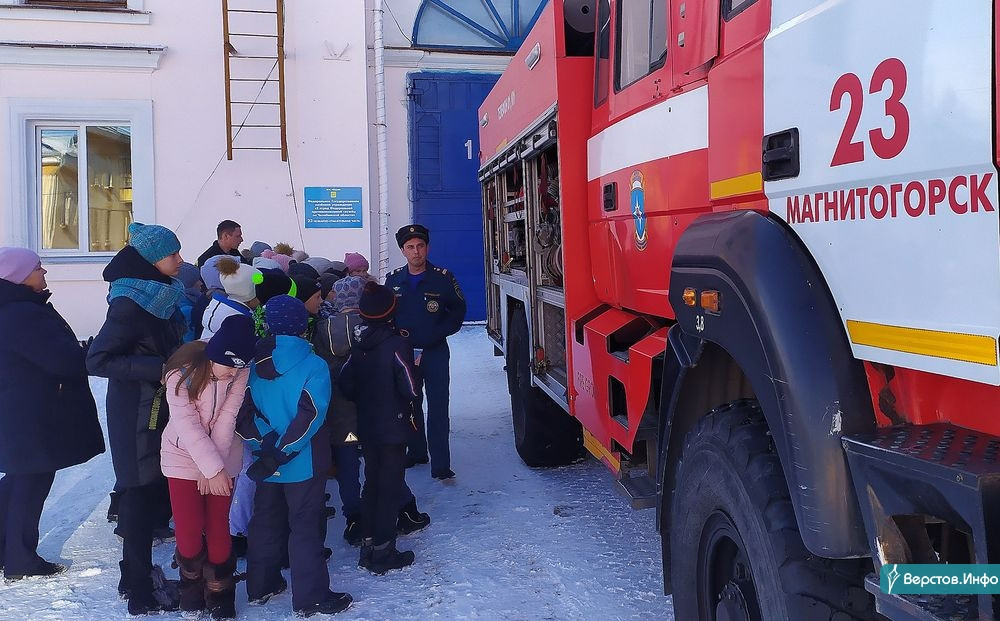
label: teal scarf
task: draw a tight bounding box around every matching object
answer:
[109,277,184,320]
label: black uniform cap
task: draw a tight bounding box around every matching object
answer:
[395,224,430,248]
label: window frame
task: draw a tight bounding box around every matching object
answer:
[722,0,759,22]
[34,122,134,257]
[0,0,148,24]
[593,0,611,107]
[8,99,154,261]
[23,0,126,8]
[613,0,667,92]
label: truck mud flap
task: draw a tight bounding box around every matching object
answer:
[844,424,1000,620]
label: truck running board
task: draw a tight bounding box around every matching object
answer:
[615,470,656,510]
[843,424,1000,621]
[863,573,977,621]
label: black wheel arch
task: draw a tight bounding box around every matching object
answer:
[658,210,875,576]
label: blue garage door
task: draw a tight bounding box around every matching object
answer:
[409,72,499,321]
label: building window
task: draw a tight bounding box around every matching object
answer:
[615,0,667,90]
[9,99,154,260]
[37,125,133,253]
[23,0,127,7]
[412,0,548,52]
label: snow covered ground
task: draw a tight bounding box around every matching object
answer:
[4,327,673,620]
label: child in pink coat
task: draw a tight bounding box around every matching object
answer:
[160,315,256,619]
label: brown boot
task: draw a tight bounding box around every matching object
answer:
[174,547,206,613]
[204,555,237,619]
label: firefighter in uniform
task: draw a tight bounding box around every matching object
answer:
[385,224,467,480]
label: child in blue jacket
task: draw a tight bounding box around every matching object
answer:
[236,295,352,617]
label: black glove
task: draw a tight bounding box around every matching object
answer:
[246,455,281,482]
[259,430,279,452]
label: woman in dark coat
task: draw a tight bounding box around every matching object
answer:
[0,247,104,580]
[87,222,186,616]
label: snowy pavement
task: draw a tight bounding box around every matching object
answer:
[4,327,673,620]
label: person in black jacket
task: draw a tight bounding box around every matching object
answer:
[0,247,105,580]
[314,276,430,545]
[87,222,186,616]
[195,220,248,268]
[339,282,420,575]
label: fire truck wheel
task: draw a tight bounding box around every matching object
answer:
[669,400,878,621]
[506,310,583,467]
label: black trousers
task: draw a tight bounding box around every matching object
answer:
[361,443,407,546]
[247,477,330,611]
[118,480,166,598]
[407,344,451,473]
[112,477,171,529]
[0,471,55,574]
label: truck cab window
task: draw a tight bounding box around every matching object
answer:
[616,0,668,90]
[594,0,611,106]
[723,0,758,20]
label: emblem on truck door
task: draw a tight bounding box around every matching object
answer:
[630,170,648,251]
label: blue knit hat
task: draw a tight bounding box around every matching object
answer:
[332,275,365,312]
[206,314,256,368]
[264,294,309,336]
[128,222,181,265]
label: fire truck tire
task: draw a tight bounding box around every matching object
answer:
[669,400,878,621]
[506,310,583,467]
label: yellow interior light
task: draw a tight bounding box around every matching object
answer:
[700,290,721,314]
[682,288,697,306]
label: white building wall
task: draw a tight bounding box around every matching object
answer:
[0,0,372,336]
[0,0,514,336]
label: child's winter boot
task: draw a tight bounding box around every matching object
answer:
[204,555,237,619]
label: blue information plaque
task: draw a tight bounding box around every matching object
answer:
[304,186,363,228]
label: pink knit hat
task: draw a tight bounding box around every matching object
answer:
[344,252,369,273]
[0,247,40,284]
[261,249,293,274]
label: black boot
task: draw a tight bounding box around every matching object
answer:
[396,499,430,535]
[174,547,206,613]
[230,534,248,559]
[117,561,130,599]
[366,540,414,575]
[204,555,237,620]
[343,514,363,546]
[358,538,373,570]
[107,491,120,523]
[126,566,179,616]
[297,591,353,616]
[404,454,428,468]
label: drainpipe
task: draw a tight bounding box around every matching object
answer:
[373,0,390,280]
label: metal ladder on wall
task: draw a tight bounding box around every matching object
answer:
[221,0,287,161]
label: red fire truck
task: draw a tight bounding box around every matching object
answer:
[478,1,1000,619]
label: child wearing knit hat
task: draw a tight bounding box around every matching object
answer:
[87,222,187,614]
[128,222,183,275]
[160,314,256,618]
[312,275,430,547]
[237,294,353,615]
[260,250,294,274]
[343,253,371,280]
[338,281,420,575]
[292,276,323,316]
[201,258,262,340]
